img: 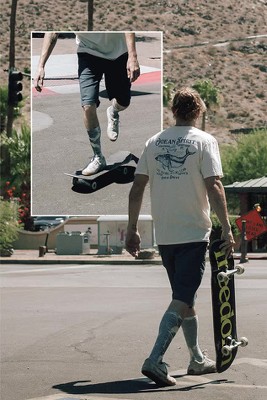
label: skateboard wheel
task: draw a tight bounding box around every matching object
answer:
[236,264,245,275]
[73,177,79,185]
[91,181,97,190]
[222,345,232,356]
[240,337,249,347]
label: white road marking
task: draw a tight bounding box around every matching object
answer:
[0,265,99,274]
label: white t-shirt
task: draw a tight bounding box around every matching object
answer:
[76,33,128,60]
[136,126,223,245]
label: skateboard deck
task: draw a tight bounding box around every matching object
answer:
[65,151,139,193]
[209,239,248,373]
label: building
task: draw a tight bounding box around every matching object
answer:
[224,177,267,251]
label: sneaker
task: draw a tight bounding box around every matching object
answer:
[82,154,106,176]
[187,356,217,375]
[141,358,177,386]
[107,106,119,141]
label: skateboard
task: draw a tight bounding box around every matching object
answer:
[209,239,248,373]
[65,151,139,193]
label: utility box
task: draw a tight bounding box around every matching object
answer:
[97,215,154,255]
[56,231,90,255]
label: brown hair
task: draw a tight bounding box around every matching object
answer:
[171,87,206,121]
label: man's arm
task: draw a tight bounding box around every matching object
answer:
[126,174,149,257]
[205,176,235,257]
[124,33,140,83]
[34,32,59,92]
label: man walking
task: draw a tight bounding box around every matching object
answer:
[34,32,140,175]
[125,87,234,386]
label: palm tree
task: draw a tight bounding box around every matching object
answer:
[192,79,220,130]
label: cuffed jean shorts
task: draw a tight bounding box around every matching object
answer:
[78,52,131,107]
[158,242,208,307]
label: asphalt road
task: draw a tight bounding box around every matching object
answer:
[31,35,162,216]
[1,260,267,400]
[31,80,160,216]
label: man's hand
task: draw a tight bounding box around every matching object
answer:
[125,230,141,257]
[220,229,235,259]
[127,56,140,83]
[34,67,45,92]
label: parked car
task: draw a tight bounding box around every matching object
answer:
[33,216,68,232]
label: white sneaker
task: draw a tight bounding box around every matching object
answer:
[82,154,106,176]
[141,358,177,386]
[107,106,119,141]
[187,356,217,375]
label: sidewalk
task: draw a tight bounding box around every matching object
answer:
[0,249,266,265]
[0,249,162,265]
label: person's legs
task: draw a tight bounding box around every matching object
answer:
[78,53,106,174]
[105,53,131,141]
[142,299,186,386]
[145,242,216,382]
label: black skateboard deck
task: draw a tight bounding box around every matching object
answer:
[65,151,139,193]
[209,239,248,373]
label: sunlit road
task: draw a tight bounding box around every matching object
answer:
[1,260,266,400]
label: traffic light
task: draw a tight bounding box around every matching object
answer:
[8,70,23,106]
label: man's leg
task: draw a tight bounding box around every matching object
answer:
[78,53,106,175]
[106,99,128,141]
[81,104,106,175]
[182,310,216,375]
[148,299,187,363]
[105,53,131,141]
[82,104,101,156]
[141,299,187,386]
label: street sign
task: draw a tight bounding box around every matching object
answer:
[236,209,267,241]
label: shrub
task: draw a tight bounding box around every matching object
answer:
[210,213,240,242]
[0,197,19,256]
[1,124,33,230]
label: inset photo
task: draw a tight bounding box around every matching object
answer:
[31,31,162,215]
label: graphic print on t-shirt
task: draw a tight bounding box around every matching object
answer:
[154,136,196,179]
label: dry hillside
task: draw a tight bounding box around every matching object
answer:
[1,0,267,142]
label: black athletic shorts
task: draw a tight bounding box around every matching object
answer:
[158,242,208,307]
[78,52,131,107]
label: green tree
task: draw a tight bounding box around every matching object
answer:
[163,79,174,107]
[220,129,267,185]
[192,79,220,130]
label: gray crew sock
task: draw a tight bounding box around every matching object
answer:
[87,126,102,156]
[182,315,204,362]
[149,310,182,363]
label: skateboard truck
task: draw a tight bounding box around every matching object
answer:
[217,264,245,283]
[222,336,249,356]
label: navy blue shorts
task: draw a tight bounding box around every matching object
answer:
[78,52,131,107]
[158,242,208,307]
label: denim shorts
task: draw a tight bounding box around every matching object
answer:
[78,52,131,107]
[158,242,208,307]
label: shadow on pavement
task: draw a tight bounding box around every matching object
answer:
[52,376,229,395]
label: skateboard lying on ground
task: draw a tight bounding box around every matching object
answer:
[65,151,139,193]
[209,239,248,373]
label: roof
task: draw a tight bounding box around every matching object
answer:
[224,177,267,193]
